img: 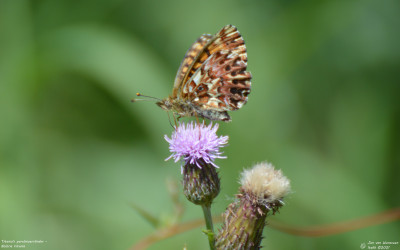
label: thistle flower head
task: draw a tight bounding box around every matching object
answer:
[216,162,291,249]
[165,122,228,172]
[240,162,291,205]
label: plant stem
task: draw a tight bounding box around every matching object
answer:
[201,204,216,250]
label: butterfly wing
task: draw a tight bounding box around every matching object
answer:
[182,25,252,111]
[186,50,251,111]
[172,34,213,98]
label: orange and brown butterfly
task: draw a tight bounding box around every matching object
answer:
[137,24,252,122]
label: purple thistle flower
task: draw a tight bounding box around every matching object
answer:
[165,122,228,172]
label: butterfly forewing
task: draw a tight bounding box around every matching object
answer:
[172,34,213,98]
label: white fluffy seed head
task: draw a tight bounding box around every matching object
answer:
[240,162,291,204]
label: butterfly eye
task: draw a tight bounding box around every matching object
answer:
[198,86,204,91]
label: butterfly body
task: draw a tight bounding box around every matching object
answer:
[157,97,231,121]
[157,25,251,122]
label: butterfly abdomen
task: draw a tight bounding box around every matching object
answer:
[193,106,231,122]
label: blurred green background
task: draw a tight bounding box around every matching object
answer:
[1,0,399,249]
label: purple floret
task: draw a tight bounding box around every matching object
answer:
[165,122,228,173]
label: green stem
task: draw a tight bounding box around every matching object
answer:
[201,204,216,250]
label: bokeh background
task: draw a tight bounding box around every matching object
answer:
[1,0,399,249]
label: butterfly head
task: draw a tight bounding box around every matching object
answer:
[156,98,173,111]
[156,97,193,117]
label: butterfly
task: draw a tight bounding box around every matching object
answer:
[142,25,252,122]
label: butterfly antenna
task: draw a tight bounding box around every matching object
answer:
[131,93,162,103]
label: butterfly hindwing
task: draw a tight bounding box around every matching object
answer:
[186,50,251,111]
[182,25,251,111]
[156,24,251,122]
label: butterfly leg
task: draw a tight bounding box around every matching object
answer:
[194,112,201,125]
[194,112,202,139]
[167,111,175,129]
[172,113,179,128]
[202,117,207,126]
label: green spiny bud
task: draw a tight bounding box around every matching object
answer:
[182,159,220,206]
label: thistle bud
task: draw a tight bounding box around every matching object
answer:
[182,159,220,206]
[216,162,291,249]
